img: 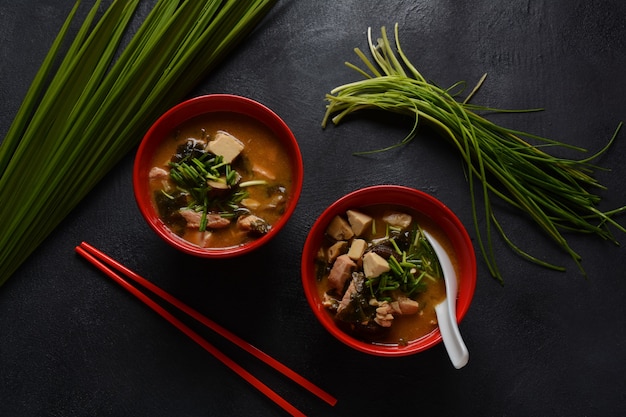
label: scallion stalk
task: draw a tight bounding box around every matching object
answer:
[0,0,276,287]
[322,24,625,282]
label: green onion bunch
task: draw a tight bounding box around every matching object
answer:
[322,24,625,282]
[0,0,276,287]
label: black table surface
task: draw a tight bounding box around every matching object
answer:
[2,1,625,416]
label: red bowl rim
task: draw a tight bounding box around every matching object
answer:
[133,94,303,258]
[301,185,476,357]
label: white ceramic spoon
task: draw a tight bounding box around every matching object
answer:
[423,230,469,369]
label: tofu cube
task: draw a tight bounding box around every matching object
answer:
[362,252,390,278]
[346,210,373,237]
[327,241,348,263]
[347,239,367,261]
[326,215,354,241]
[207,131,244,163]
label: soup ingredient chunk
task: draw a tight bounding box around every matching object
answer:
[206,131,244,163]
[346,239,367,260]
[327,254,357,291]
[362,251,389,278]
[346,210,373,236]
[237,214,270,235]
[326,215,354,240]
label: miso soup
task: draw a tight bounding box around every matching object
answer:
[315,205,458,346]
[148,111,294,249]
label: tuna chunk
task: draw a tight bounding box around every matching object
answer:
[237,214,270,235]
[206,213,231,229]
[179,209,203,228]
[149,166,169,180]
[179,209,230,229]
[390,296,420,315]
[327,254,356,292]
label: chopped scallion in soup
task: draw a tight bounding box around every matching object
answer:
[315,205,455,346]
[148,112,293,249]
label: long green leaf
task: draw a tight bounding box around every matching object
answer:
[0,0,277,286]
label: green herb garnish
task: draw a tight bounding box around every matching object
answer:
[366,226,440,299]
[168,151,265,232]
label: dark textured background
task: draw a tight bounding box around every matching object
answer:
[1,1,626,416]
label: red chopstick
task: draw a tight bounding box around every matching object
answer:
[75,241,337,415]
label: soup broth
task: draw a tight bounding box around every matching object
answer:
[315,205,458,346]
[148,111,294,249]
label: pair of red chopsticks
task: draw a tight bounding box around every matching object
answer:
[75,241,337,416]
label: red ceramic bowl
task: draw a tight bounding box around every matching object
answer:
[133,94,303,258]
[301,185,476,357]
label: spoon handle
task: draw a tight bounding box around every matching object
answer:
[424,231,469,369]
[435,302,469,369]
